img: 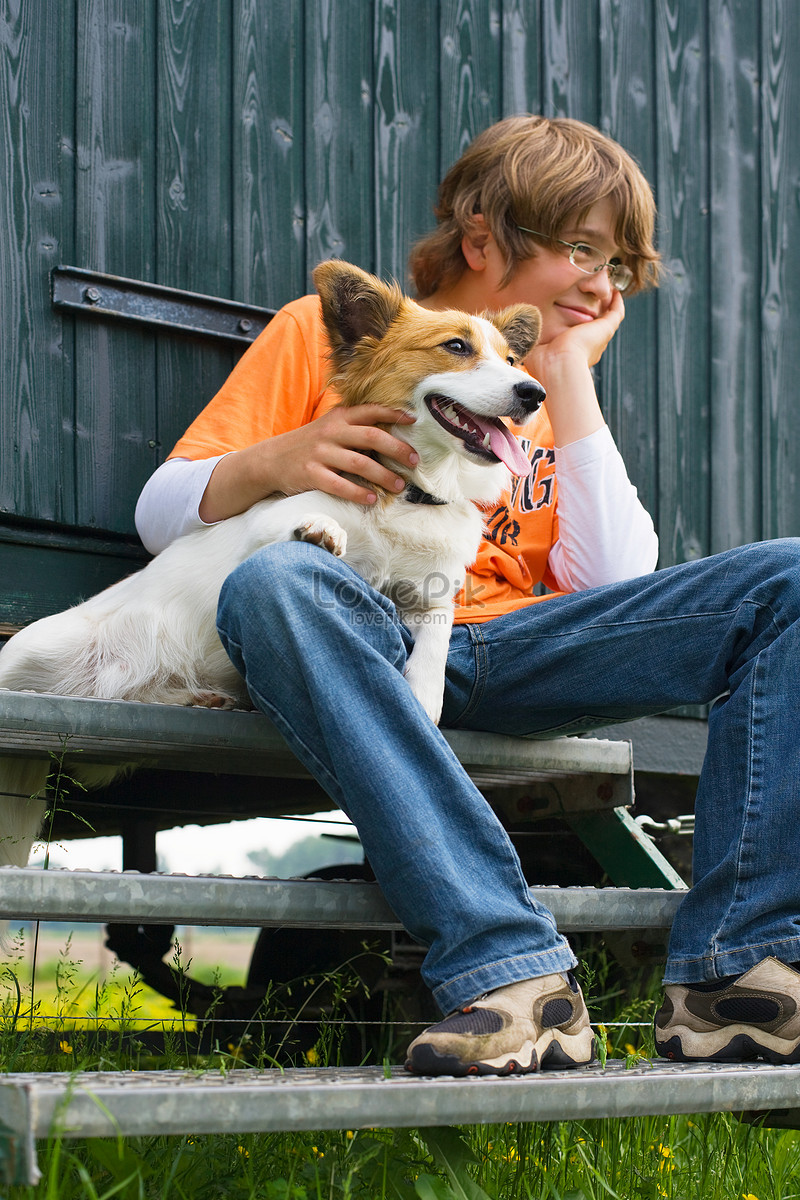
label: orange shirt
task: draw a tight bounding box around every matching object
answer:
[170,295,564,623]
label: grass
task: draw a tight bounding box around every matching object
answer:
[1,928,800,1199]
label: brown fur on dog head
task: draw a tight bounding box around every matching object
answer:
[488,303,541,362]
[313,261,405,373]
[312,260,541,382]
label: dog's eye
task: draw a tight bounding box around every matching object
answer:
[442,338,472,356]
[506,355,516,366]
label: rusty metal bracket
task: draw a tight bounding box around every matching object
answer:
[51,266,275,345]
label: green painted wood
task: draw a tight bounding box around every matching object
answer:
[304,0,374,278]
[541,0,599,124]
[153,0,236,461]
[654,0,712,568]
[708,0,762,553]
[439,0,501,170]
[760,0,800,542]
[0,538,146,628]
[2,0,800,636]
[500,1,543,116]
[73,0,158,533]
[232,0,306,308]
[374,0,440,289]
[0,0,76,525]
[597,0,660,527]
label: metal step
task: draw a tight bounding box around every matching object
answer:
[0,867,685,931]
[0,689,631,783]
[2,1059,800,1185]
[3,690,696,889]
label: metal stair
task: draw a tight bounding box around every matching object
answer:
[3,1060,800,1186]
[3,688,788,1185]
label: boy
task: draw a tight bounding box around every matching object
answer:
[137,116,800,1074]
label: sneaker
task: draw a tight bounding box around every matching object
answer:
[404,971,595,1076]
[654,957,800,1064]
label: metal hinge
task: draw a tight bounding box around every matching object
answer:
[51,266,275,345]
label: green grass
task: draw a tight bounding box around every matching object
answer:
[6,1109,800,1199]
[2,931,800,1199]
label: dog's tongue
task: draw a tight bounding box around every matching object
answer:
[478,416,532,477]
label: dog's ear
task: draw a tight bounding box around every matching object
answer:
[313,261,404,367]
[490,304,541,361]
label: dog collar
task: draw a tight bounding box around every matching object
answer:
[404,483,448,506]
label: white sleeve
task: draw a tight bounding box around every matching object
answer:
[134,456,229,555]
[547,425,658,592]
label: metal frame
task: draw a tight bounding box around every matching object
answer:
[3,1060,800,1185]
[0,868,685,931]
[51,266,275,345]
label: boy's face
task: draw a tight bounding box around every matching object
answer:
[484,198,623,345]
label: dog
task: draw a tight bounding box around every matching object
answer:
[0,259,543,866]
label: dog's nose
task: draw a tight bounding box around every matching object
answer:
[514,379,546,413]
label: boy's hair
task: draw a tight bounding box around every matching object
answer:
[409,114,660,298]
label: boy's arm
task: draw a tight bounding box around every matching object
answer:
[135,456,228,555]
[548,427,658,591]
[136,298,418,552]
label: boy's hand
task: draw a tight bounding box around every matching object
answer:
[524,290,625,449]
[528,288,625,374]
[199,405,418,522]
[278,405,418,505]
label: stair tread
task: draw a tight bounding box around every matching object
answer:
[0,689,631,779]
[0,867,686,929]
[2,1058,799,1139]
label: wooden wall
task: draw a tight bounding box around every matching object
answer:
[2,0,799,624]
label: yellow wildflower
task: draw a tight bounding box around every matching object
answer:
[305,1047,318,1066]
[59,1040,73,1055]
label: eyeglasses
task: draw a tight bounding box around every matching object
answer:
[515,225,634,292]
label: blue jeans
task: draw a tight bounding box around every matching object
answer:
[217,538,800,1012]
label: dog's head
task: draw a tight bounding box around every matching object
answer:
[313,260,544,501]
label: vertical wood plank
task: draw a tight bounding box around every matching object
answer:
[232,0,306,309]
[597,0,660,527]
[374,0,440,286]
[154,0,236,461]
[653,0,711,567]
[541,0,599,123]
[761,0,800,539]
[305,0,374,278]
[439,0,502,172]
[73,0,157,532]
[501,0,544,118]
[708,0,761,552]
[0,0,76,523]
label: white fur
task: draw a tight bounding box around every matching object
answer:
[0,276,540,867]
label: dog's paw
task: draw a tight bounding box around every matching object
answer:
[190,690,238,709]
[294,515,347,557]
